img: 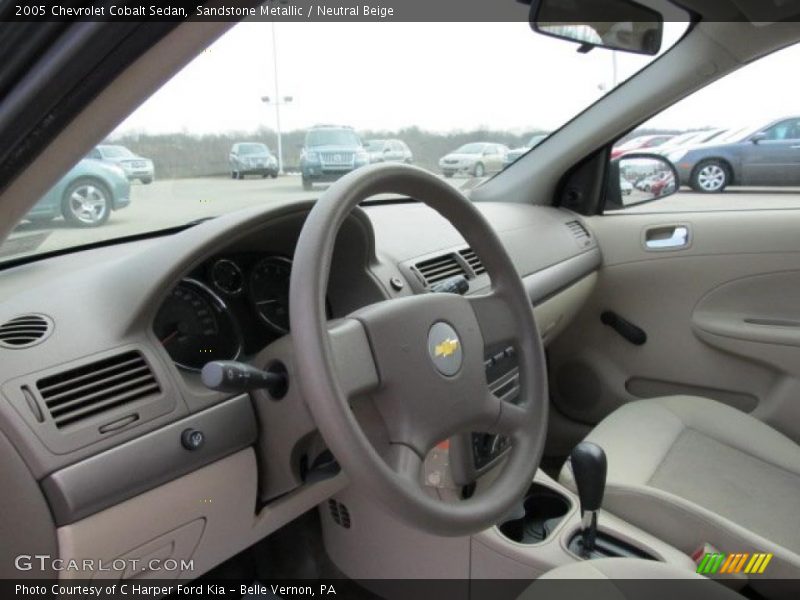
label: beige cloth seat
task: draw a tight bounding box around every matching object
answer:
[559,396,800,583]
[521,558,742,600]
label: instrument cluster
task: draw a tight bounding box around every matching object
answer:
[153,254,302,370]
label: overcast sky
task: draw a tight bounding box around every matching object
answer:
[114,21,799,137]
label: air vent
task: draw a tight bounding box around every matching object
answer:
[414,253,466,286]
[0,314,53,348]
[328,499,351,529]
[36,351,160,429]
[459,248,486,276]
[565,220,592,248]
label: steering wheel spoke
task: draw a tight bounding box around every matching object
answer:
[385,443,424,485]
[468,289,521,349]
[328,318,380,397]
[492,394,530,436]
[474,385,528,435]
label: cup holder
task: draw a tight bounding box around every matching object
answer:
[498,483,571,544]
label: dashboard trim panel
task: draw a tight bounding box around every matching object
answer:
[524,248,601,306]
[40,394,257,526]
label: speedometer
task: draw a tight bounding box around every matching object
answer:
[249,256,293,333]
[153,280,241,371]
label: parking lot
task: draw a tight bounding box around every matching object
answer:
[5,174,800,260]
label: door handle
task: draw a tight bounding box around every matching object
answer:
[644,225,690,250]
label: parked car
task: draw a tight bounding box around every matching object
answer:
[25,158,131,227]
[666,117,800,192]
[504,134,548,168]
[299,125,369,190]
[611,134,675,158]
[229,142,278,179]
[439,143,509,178]
[653,128,729,155]
[88,144,155,184]
[620,177,633,196]
[365,139,413,164]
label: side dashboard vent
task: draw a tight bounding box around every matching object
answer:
[565,220,592,248]
[459,248,486,276]
[0,314,53,348]
[328,499,351,529]
[414,253,466,286]
[36,351,160,429]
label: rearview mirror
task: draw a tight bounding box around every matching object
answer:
[530,0,663,56]
[606,153,678,210]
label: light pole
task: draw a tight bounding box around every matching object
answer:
[262,23,293,175]
[261,95,293,175]
[611,50,618,88]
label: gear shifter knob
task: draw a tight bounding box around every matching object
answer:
[570,441,607,513]
[570,441,607,556]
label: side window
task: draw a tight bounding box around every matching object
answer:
[764,119,800,141]
[605,42,800,213]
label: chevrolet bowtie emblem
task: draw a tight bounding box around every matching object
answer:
[434,338,460,358]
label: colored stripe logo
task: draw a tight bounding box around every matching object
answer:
[697,552,773,574]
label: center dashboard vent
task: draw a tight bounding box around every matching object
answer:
[459,248,486,276]
[36,350,160,429]
[0,314,53,348]
[413,253,466,286]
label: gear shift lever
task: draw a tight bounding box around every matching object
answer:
[570,441,607,557]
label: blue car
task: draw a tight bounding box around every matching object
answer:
[666,117,800,192]
[25,158,131,227]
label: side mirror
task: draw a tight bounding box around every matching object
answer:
[751,132,767,144]
[384,147,392,153]
[530,0,663,56]
[606,153,679,210]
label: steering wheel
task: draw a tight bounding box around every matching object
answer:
[289,163,548,536]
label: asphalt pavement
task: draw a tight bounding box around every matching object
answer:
[5,174,800,261]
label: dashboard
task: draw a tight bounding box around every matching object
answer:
[0,198,600,579]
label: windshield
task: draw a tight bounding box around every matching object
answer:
[238,143,269,155]
[2,21,687,264]
[306,129,361,147]
[100,146,134,158]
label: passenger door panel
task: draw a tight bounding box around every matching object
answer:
[547,210,800,444]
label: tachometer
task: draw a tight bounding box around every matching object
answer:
[153,279,241,371]
[249,256,293,333]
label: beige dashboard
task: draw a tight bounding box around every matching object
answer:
[0,198,599,579]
